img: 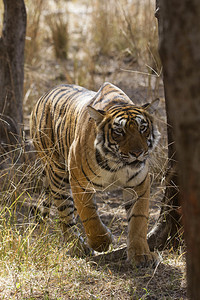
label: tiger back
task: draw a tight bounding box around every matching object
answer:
[30,82,160,267]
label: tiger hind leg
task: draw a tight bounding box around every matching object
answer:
[40,174,52,219]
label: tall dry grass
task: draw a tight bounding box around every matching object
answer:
[46,12,69,60]
[89,0,160,69]
[25,0,44,64]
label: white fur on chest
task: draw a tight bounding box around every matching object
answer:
[93,163,148,192]
[115,163,148,187]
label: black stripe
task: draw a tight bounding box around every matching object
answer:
[108,110,128,118]
[81,165,103,188]
[82,216,98,223]
[124,174,148,189]
[69,89,82,100]
[127,170,141,182]
[49,172,66,190]
[130,108,144,114]
[51,159,67,175]
[38,89,62,142]
[128,214,148,223]
[124,195,141,211]
[95,149,114,172]
[57,204,74,212]
[56,120,67,158]
[66,123,71,151]
[106,124,113,145]
[38,136,47,152]
[101,125,106,144]
[125,203,134,211]
[70,173,88,192]
[61,103,71,133]
[103,94,130,105]
[49,164,68,184]
[66,210,75,217]
[52,89,70,110]
[109,107,144,119]
[53,88,80,111]
[138,190,147,199]
[52,193,72,200]
[51,127,54,144]
[104,98,127,106]
[85,153,100,178]
[68,104,79,146]
[136,174,148,188]
[73,114,79,133]
[35,87,58,117]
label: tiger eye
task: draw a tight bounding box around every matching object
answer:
[140,124,147,132]
[114,128,124,135]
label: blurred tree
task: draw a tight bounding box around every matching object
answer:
[151,0,200,298]
[147,0,182,251]
[0,0,26,149]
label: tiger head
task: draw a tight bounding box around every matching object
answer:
[88,96,160,169]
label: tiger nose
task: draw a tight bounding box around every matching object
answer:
[130,150,143,158]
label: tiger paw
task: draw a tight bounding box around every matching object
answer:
[87,227,113,252]
[62,225,93,257]
[127,238,160,268]
[128,251,159,268]
[67,235,94,258]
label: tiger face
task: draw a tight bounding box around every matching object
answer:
[88,101,160,169]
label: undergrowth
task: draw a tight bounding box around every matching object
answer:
[0,197,186,299]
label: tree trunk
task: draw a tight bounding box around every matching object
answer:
[147,0,182,251]
[0,0,26,143]
[156,0,200,299]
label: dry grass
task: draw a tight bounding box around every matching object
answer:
[46,12,69,60]
[0,0,186,299]
[0,185,186,299]
[25,0,44,64]
[89,0,160,69]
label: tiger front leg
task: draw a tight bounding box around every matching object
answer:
[124,175,159,267]
[70,178,113,252]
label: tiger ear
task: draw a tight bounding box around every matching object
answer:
[87,105,105,124]
[142,98,160,114]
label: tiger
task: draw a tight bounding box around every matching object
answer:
[30,82,160,267]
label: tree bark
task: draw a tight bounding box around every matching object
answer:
[156,0,200,299]
[0,0,26,141]
[147,0,182,251]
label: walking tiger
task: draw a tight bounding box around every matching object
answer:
[30,82,160,267]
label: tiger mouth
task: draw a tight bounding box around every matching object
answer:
[127,160,145,167]
[119,154,147,165]
[99,147,146,168]
[117,155,146,168]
